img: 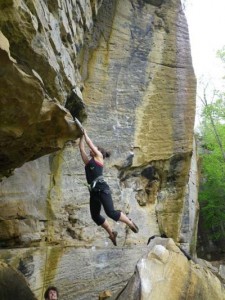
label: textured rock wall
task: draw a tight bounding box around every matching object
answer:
[0,0,96,177]
[179,138,199,255]
[0,262,37,300]
[80,0,196,243]
[0,0,201,299]
[1,245,147,299]
[113,238,225,300]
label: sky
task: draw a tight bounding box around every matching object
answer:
[185,0,225,79]
[183,0,225,127]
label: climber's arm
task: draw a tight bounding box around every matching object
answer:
[79,135,89,164]
[83,130,102,159]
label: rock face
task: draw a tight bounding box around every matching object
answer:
[81,0,196,245]
[0,262,37,300]
[0,0,213,299]
[0,0,90,178]
[113,238,225,300]
[1,245,147,300]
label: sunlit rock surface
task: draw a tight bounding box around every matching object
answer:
[113,238,225,300]
[81,0,196,244]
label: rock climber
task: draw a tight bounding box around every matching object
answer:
[44,286,59,300]
[78,128,139,246]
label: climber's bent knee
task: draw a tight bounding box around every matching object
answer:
[91,214,105,226]
[105,210,121,222]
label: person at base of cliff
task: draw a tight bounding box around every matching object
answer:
[79,129,139,246]
[44,286,59,300]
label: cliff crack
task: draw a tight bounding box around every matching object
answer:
[158,62,187,69]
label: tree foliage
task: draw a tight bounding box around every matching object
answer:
[198,94,225,240]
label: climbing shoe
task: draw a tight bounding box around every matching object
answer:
[109,231,118,246]
[129,220,139,233]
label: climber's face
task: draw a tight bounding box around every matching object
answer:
[48,289,58,300]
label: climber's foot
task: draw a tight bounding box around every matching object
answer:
[129,220,139,233]
[109,231,118,246]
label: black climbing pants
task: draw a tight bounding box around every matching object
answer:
[89,189,121,225]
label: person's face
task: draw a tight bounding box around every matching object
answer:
[48,290,58,300]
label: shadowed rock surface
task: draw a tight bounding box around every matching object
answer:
[0,262,37,300]
[0,1,88,178]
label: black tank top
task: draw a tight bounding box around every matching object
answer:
[85,158,103,184]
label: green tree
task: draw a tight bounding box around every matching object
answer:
[198,91,225,240]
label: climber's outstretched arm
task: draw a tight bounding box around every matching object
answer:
[79,135,89,165]
[83,130,103,159]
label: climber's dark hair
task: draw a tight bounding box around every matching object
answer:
[97,146,111,159]
[44,286,59,299]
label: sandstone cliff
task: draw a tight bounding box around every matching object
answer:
[0,0,223,299]
[112,238,225,300]
[0,0,87,178]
